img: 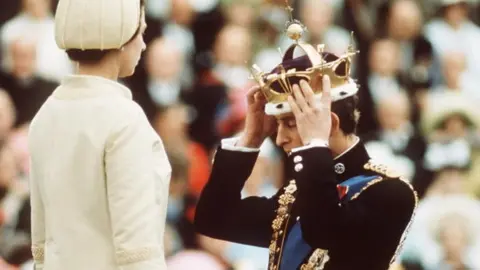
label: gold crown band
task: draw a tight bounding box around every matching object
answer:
[249,0,359,116]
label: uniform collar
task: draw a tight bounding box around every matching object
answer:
[53,74,132,100]
[333,138,371,183]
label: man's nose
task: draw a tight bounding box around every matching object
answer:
[276,126,288,147]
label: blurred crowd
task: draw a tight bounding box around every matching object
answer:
[1,0,480,269]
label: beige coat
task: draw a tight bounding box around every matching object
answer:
[28,75,171,270]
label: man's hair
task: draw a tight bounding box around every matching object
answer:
[331,95,360,135]
[65,0,145,64]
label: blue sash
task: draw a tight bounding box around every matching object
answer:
[279,175,379,270]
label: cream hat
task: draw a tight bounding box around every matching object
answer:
[55,0,142,50]
[420,92,480,136]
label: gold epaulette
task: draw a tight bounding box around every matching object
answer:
[363,160,405,180]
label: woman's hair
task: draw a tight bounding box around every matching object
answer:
[66,0,145,64]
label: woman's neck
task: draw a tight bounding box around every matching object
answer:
[77,62,119,81]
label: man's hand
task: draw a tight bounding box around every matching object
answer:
[237,86,277,148]
[288,76,332,145]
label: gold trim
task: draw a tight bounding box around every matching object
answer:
[268,180,298,270]
[31,245,44,262]
[389,180,418,264]
[116,246,163,265]
[300,248,330,270]
[362,160,419,266]
[350,177,384,200]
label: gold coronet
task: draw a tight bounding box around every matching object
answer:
[250,38,359,104]
[250,0,359,106]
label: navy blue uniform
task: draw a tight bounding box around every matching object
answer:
[195,142,417,270]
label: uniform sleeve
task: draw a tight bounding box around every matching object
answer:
[292,147,416,250]
[104,105,165,270]
[29,164,45,270]
[220,137,260,152]
[194,147,279,248]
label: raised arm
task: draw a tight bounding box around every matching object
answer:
[194,85,279,247]
[287,77,416,251]
[194,141,279,248]
[104,104,167,270]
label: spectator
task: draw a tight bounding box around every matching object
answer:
[282,0,353,56]
[130,38,188,121]
[357,38,405,134]
[152,104,211,224]
[223,0,256,28]
[0,38,57,128]
[425,0,480,75]
[163,0,196,64]
[364,91,426,181]
[0,90,15,142]
[0,143,29,260]
[418,92,480,197]
[184,51,228,152]
[252,5,289,71]
[0,0,72,82]
[429,52,480,102]
[213,24,253,90]
[400,195,480,269]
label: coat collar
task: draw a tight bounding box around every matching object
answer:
[333,138,372,183]
[53,75,132,100]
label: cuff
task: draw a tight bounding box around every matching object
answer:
[221,137,260,152]
[32,245,44,265]
[120,258,166,270]
[291,139,329,153]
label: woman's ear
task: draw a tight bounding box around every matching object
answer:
[330,112,340,136]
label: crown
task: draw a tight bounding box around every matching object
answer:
[250,0,359,116]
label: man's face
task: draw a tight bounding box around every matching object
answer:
[275,115,303,153]
[273,76,327,153]
[145,38,183,81]
[388,0,422,41]
[23,0,51,18]
[444,3,469,27]
[10,39,36,79]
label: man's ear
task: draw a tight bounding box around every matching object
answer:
[330,112,340,136]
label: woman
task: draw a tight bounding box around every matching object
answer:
[27,0,171,269]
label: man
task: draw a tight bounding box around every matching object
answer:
[194,8,417,270]
[0,38,57,128]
